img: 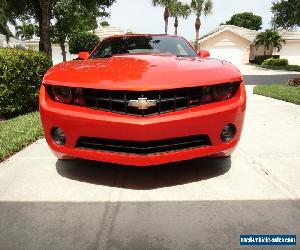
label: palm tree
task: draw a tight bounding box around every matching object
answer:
[254,29,285,55]
[169,0,191,35]
[152,0,175,34]
[16,22,38,41]
[190,0,213,51]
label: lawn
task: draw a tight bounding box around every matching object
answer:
[259,64,300,72]
[0,112,43,162]
[253,85,300,105]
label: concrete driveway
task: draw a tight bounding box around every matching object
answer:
[0,86,299,249]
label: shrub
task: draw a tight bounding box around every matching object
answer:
[69,32,100,54]
[0,48,52,118]
[287,78,300,87]
[262,58,288,66]
[254,55,280,65]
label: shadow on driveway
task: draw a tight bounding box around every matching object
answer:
[56,157,231,190]
[0,199,299,249]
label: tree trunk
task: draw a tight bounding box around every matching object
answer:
[59,39,67,62]
[5,36,10,47]
[174,17,178,35]
[195,16,201,51]
[164,7,169,34]
[34,0,52,61]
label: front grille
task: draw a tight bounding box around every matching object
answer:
[84,87,202,116]
[83,83,239,116]
[76,135,211,155]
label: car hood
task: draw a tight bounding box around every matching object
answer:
[43,54,243,91]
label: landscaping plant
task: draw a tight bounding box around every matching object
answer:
[68,32,100,54]
[262,58,288,66]
[0,48,52,118]
[287,78,300,87]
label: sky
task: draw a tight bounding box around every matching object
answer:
[107,0,276,41]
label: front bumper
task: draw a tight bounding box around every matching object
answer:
[39,83,246,166]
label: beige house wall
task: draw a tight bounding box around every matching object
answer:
[24,42,75,65]
[279,40,300,65]
[199,31,251,64]
[249,45,273,60]
[199,30,274,64]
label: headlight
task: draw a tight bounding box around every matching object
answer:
[212,83,236,102]
[50,86,85,106]
[52,86,72,104]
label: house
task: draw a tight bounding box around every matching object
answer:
[198,25,300,66]
[93,26,125,39]
[22,37,75,65]
[0,34,23,48]
[21,26,125,65]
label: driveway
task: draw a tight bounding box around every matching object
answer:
[240,64,300,85]
[0,86,299,249]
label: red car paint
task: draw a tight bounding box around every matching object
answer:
[39,34,246,166]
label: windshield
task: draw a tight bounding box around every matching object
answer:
[90,35,197,58]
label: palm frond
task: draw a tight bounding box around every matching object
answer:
[204,0,213,15]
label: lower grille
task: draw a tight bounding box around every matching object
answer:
[76,135,211,155]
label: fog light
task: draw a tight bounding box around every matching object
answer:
[221,124,236,142]
[51,127,66,145]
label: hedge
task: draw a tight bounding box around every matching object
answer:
[0,48,52,118]
[262,58,289,66]
[69,32,100,55]
[253,55,280,65]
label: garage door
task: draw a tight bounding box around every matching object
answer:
[280,43,300,65]
[208,45,245,66]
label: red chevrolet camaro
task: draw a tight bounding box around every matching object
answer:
[39,34,246,166]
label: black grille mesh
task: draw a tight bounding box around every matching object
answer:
[83,83,239,116]
[76,135,211,155]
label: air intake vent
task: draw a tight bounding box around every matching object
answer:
[76,135,211,155]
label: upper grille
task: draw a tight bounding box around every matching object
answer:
[83,83,239,116]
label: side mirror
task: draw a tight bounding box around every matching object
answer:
[78,52,90,60]
[197,50,210,58]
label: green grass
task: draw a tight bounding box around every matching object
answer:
[0,112,43,162]
[259,64,300,72]
[253,85,300,105]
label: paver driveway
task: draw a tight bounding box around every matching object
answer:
[0,86,299,249]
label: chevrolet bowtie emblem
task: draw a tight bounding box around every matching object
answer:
[128,98,157,110]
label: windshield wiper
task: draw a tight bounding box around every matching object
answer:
[176,55,193,57]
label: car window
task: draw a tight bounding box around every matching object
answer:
[91,35,197,58]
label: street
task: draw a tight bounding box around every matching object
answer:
[0,86,299,249]
[240,64,300,84]
[244,74,300,85]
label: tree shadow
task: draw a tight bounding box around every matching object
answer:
[56,157,231,190]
